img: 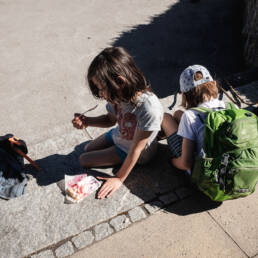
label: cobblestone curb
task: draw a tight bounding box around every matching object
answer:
[144,201,163,214]
[94,223,114,241]
[55,241,74,258]
[26,186,193,258]
[31,250,55,258]
[128,207,147,222]
[159,192,178,205]
[72,231,94,250]
[110,215,131,232]
[175,187,194,200]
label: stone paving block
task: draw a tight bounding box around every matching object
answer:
[94,223,114,241]
[31,250,55,258]
[72,231,94,250]
[158,185,172,194]
[175,187,194,199]
[157,173,182,194]
[144,201,163,214]
[159,192,178,205]
[128,207,147,222]
[110,215,131,232]
[55,241,74,258]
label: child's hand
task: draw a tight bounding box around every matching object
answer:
[72,113,88,129]
[97,176,123,199]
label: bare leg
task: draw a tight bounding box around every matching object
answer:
[80,146,122,168]
[173,110,184,124]
[161,113,179,137]
[84,133,112,152]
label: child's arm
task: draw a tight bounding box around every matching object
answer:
[72,112,117,129]
[97,128,152,199]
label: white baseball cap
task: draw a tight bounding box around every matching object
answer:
[179,65,213,93]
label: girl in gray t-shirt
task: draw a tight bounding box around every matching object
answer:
[72,47,163,199]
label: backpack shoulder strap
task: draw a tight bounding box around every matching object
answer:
[226,102,238,110]
[191,107,212,114]
[190,107,212,123]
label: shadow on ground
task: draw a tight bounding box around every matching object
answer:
[123,143,222,215]
[27,142,221,216]
[26,141,98,186]
[113,0,245,98]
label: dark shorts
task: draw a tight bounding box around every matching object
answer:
[105,130,127,162]
[167,132,183,158]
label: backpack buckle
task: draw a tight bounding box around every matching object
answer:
[221,153,229,166]
[219,154,230,191]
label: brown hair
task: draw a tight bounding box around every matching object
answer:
[181,72,218,109]
[87,47,150,103]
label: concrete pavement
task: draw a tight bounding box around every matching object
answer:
[0,0,244,145]
[71,189,258,258]
[0,0,257,258]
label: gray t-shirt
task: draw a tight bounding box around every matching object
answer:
[106,92,163,163]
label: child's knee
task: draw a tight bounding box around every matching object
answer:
[174,110,183,124]
[162,113,173,128]
[84,141,92,152]
[162,113,178,136]
[79,153,89,167]
[84,143,89,152]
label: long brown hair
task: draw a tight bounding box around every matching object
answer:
[181,72,218,109]
[87,47,151,103]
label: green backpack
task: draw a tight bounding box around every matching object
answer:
[191,103,258,202]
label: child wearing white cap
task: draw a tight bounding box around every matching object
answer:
[162,65,225,173]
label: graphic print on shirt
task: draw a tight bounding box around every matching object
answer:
[115,105,137,140]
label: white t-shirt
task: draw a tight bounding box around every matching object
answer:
[106,92,164,163]
[177,98,226,157]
